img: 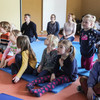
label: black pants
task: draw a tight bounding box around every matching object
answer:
[11,54,34,75]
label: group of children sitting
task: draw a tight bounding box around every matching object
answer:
[0,14,100,99]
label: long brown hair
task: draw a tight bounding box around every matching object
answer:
[17,35,36,60]
[59,39,75,61]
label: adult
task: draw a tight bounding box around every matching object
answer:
[61,13,76,42]
[47,14,60,37]
[21,14,39,43]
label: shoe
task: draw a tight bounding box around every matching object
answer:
[77,85,83,92]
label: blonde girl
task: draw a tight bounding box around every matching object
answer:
[11,35,37,83]
[27,39,78,97]
[80,14,100,70]
[61,13,76,42]
[33,34,59,77]
[0,30,21,68]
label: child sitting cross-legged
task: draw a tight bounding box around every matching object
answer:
[26,39,78,97]
[33,34,59,77]
[11,35,37,83]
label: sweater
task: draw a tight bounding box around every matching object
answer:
[80,28,100,58]
[21,21,38,39]
[16,50,37,78]
[53,55,78,81]
[47,21,60,37]
[39,48,58,72]
[2,41,21,62]
[87,61,100,87]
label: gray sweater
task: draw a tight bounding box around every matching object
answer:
[39,48,57,72]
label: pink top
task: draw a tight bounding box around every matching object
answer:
[2,41,21,62]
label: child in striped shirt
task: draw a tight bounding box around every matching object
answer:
[0,21,11,53]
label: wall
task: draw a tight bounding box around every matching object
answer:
[0,0,20,30]
[81,0,100,20]
[22,0,42,34]
[67,0,82,20]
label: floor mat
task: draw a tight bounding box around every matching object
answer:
[0,93,23,100]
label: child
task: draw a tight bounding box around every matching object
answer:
[33,34,59,77]
[11,35,37,83]
[77,46,100,100]
[80,14,100,70]
[26,39,78,97]
[0,30,22,68]
[0,21,11,53]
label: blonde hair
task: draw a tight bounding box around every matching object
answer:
[0,21,11,32]
[69,13,76,23]
[47,34,59,48]
[11,30,22,38]
[82,14,97,29]
[59,39,75,61]
[17,35,36,60]
[82,14,96,23]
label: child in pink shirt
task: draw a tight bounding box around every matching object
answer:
[0,30,22,68]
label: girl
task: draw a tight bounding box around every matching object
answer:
[77,46,100,100]
[80,14,100,70]
[0,21,11,53]
[11,35,37,83]
[61,13,76,42]
[27,39,78,97]
[0,30,21,68]
[47,14,60,37]
[33,34,59,77]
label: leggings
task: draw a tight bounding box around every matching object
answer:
[81,55,94,70]
[27,74,71,96]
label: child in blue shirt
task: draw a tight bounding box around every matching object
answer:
[80,14,100,70]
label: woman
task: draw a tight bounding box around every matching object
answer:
[61,13,76,42]
[47,14,60,37]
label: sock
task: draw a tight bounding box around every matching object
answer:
[12,74,16,78]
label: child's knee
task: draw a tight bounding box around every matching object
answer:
[15,54,22,62]
[80,76,88,84]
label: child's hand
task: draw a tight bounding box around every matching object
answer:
[2,60,8,68]
[87,87,96,100]
[59,58,64,67]
[37,65,42,73]
[12,76,20,83]
[50,73,55,82]
[0,63,3,68]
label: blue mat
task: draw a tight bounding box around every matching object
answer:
[0,67,72,93]
[0,93,23,100]
[0,40,98,93]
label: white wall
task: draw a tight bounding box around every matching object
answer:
[43,0,67,31]
[0,0,20,30]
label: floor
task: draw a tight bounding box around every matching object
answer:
[0,35,88,100]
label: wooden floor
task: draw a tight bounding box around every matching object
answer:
[0,35,88,100]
